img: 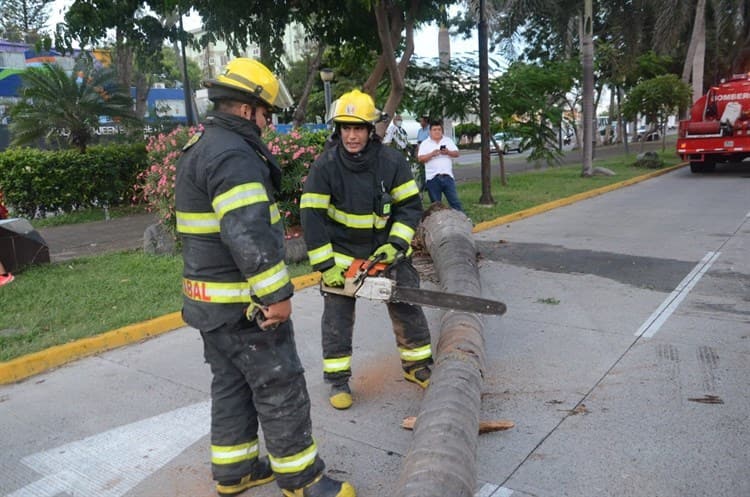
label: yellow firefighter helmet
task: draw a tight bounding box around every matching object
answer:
[204,58,293,111]
[329,89,382,125]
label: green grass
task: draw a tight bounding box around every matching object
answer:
[0,151,683,361]
[0,251,182,361]
[30,205,148,229]
[454,150,682,224]
[0,251,312,361]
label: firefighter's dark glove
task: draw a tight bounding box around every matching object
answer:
[370,243,399,264]
[322,265,346,287]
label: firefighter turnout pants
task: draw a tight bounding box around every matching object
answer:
[321,258,433,385]
[200,317,325,490]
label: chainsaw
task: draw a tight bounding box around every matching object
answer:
[320,254,506,315]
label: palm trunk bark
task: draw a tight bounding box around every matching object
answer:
[394,206,487,497]
[581,0,594,176]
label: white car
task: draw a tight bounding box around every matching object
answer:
[636,126,661,142]
[491,132,523,154]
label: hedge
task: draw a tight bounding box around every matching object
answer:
[0,143,147,217]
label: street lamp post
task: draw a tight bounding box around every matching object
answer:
[320,68,334,124]
[178,13,195,126]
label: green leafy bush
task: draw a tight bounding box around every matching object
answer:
[264,127,326,229]
[0,144,147,217]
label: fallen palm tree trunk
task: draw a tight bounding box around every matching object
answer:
[394,205,496,497]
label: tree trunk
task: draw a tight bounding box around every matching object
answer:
[616,86,629,155]
[581,0,594,177]
[292,43,325,127]
[394,206,487,497]
[690,0,706,101]
[371,0,417,137]
[478,0,495,205]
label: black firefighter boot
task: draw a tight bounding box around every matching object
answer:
[216,456,275,496]
[281,474,356,497]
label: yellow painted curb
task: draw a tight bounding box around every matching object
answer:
[0,164,684,385]
[0,274,322,385]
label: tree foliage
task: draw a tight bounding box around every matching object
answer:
[0,0,52,43]
[622,74,691,130]
[158,46,202,91]
[492,59,577,165]
[10,61,138,153]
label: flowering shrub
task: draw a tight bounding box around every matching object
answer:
[0,191,8,219]
[135,125,203,237]
[134,124,326,239]
[264,127,324,229]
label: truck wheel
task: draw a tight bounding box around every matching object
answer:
[690,160,716,173]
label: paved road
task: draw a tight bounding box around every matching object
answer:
[1,165,748,497]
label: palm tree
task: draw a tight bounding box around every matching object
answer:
[10,62,137,152]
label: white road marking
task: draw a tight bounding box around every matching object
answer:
[635,251,721,339]
[476,483,513,496]
[7,401,210,497]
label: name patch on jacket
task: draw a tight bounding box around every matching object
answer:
[183,279,211,301]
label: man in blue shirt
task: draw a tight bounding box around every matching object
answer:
[416,114,430,144]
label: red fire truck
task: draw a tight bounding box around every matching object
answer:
[677,73,750,173]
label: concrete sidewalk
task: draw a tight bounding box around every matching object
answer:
[37,212,157,262]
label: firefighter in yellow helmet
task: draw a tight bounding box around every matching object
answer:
[300,89,433,410]
[175,58,356,497]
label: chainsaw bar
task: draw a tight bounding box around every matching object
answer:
[390,286,506,315]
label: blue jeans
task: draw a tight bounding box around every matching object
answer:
[425,174,464,212]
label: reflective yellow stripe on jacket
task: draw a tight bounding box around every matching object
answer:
[391,179,419,203]
[268,441,318,474]
[211,439,259,465]
[327,205,388,230]
[300,192,330,210]
[247,261,290,299]
[183,278,252,303]
[333,252,354,268]
[212,182,268,219]
[176,211,220,234]
[307,242,333,267]
[176,204,281,235]
[389,221,415,246]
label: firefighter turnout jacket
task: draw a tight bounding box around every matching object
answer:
[175,111,293,331]
[300,140,421,271]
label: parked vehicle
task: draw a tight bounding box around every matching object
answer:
[636,126,661,142]
[490,132,523,154]
[677,73,750,173]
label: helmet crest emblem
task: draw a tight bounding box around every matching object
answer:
[345,104,356,114]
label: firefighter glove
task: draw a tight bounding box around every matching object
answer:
[322,264,346,287]
[371,243,399,264]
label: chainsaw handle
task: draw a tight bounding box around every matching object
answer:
[363,252,386,271]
